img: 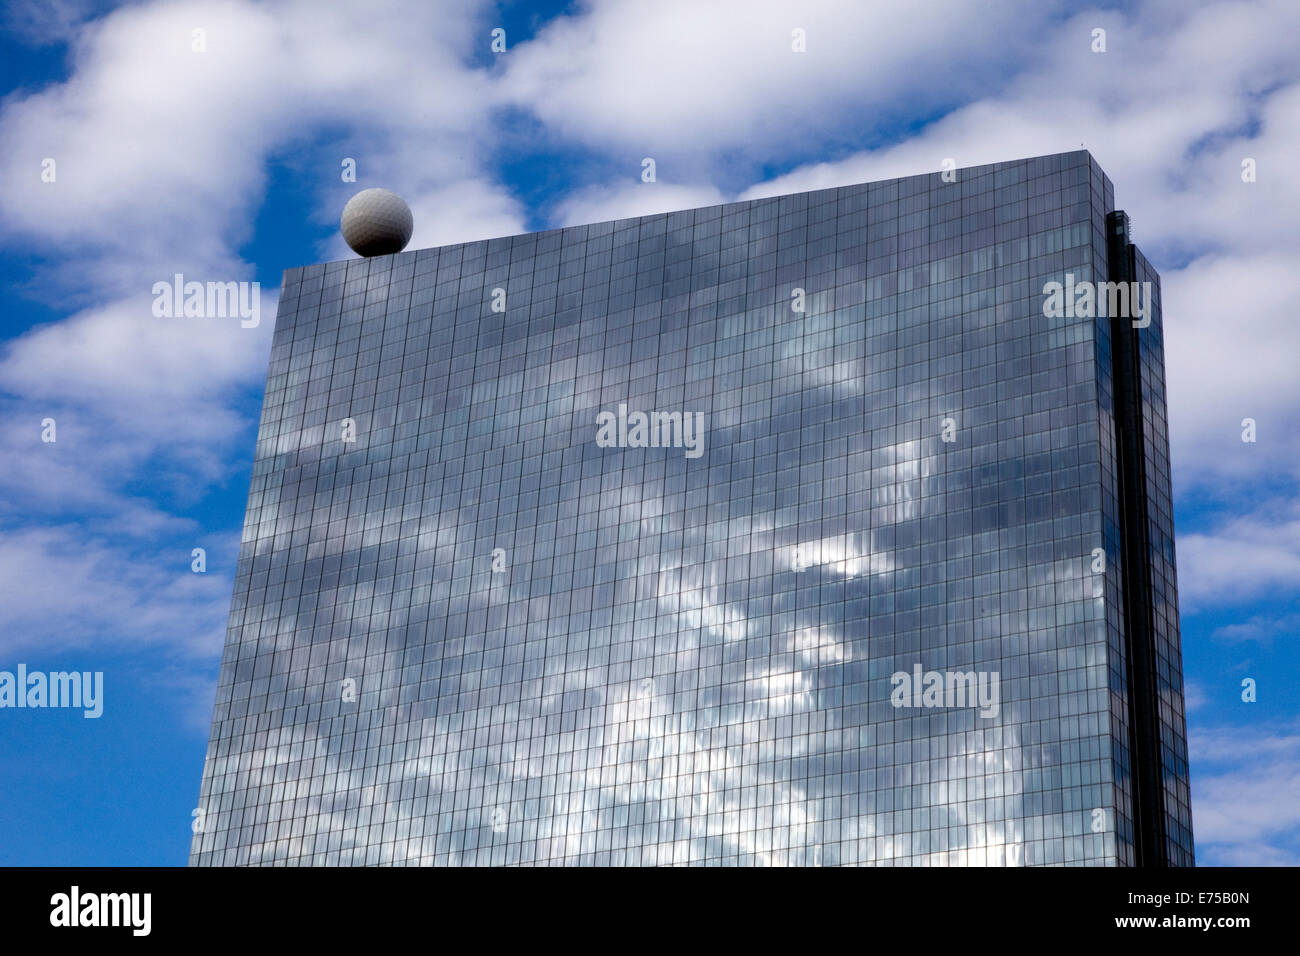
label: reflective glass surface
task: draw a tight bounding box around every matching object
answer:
[191,150,1191,866]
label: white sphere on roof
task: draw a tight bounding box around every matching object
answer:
[340,188,413,257]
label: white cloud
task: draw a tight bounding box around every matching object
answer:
[0,0,497,258]
[1177,500,1300,607]
[552,182,727,228]
[1163,254,1300,487]
[500,0,1055,166]
[1191,722,1300,863]
[0,289,276,520]
[0,526,234,658]
[0,292,275,412]
[1212,612,1300,644]
[1197,841,1299,866]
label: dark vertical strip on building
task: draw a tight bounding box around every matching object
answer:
[1106,210,1168,866]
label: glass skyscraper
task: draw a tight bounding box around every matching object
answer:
[191,149,1193,867]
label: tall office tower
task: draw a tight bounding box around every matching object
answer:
[190,150,1193,867]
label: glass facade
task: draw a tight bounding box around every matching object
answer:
[190,149,1192,866]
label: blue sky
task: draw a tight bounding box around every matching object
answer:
[1,0,1297,866]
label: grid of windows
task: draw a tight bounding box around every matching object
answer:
[190,150,1190,866]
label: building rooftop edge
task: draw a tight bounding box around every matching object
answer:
[285,149,1111,282]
